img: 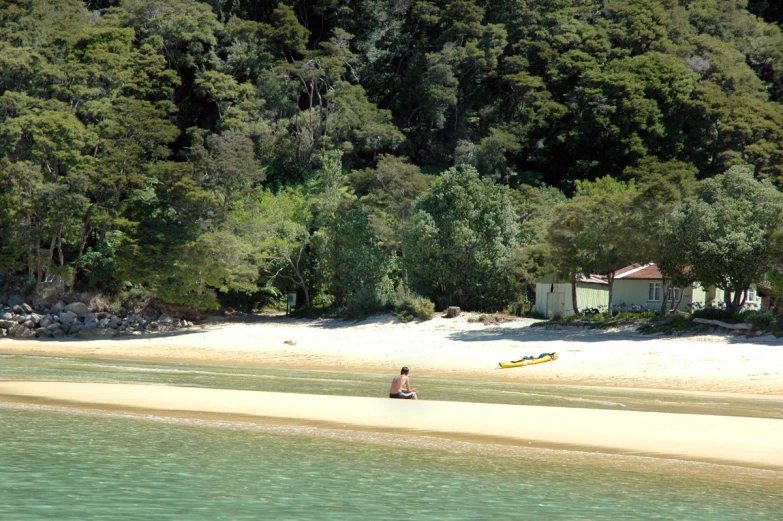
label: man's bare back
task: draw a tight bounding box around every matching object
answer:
[389,366,417,399]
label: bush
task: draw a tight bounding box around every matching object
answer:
[692,307,735,321]
[737,309,776,330]
[341,287,385,320]
[387,285,435,322]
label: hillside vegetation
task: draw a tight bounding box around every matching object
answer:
[1,0,783,316]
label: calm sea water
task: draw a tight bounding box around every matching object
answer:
[1,353,782,520]
[1,404,781,521]
[1,354,782,418]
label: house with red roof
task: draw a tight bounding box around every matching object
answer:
[536,263,761,318]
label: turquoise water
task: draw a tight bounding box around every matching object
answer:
[1,353,782,418]
[2,353,783,519]
[1,403,781,521]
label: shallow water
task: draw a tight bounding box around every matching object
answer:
[1,354,782,418]
[1,403,781,521]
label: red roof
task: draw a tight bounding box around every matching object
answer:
[614,263,662,280]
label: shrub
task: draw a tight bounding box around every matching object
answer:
[387,285,435,322]
[692,307,735,321]
[737,309,776,329]
[341,287,385,320]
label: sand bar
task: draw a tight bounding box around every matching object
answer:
[2,381,782,470]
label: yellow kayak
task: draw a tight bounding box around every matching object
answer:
[499,353,557,369]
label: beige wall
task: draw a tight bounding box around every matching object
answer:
[536,282,609,318]
[612,280,698,312]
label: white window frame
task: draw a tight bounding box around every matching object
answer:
[667,287,681,302]
[648,282,661,302]
[746,287,756,302]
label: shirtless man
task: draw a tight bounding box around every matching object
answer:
[389,366,418,399]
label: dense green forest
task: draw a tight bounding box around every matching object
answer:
[1,0,783,316]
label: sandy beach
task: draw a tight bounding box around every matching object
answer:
[2,313,783,469]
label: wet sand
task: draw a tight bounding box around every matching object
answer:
[1,381,782,470]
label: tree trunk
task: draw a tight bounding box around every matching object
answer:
[607,272,615,315]
[72,211,93,290]
[660,277,670,315]
[571,274,579,316]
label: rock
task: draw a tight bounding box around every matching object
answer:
[0,328,6,336]
[50,327,65,338]
[67,322,84,335]
[46,323,60,332]
[14,315,25,323]
[83,313,98,328]
[158,314,173,324]
[52,300,67,312]
[0,319,15,329]
[7,295,25,308]
[1,311,12,320]
[40,316,52,328]
[30,313,41,326]
[59,311,77,324]
[77,328,118,339]
[108,316,120,329]
[23,319,35,329]
[64,302,90,317]
[36,327,52,338]
[446,306,461,318]
[13,304,24,314]
[146,322,159,331]
[9,323,35,338]
[20,303,33,314]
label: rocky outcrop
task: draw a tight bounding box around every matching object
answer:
[0,297,194,339]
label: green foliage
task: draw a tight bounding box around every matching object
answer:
[402,165,519,310]
[387,285,436,322]
[2,0,783,317]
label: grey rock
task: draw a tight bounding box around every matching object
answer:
[50,327,65,338]
[0,328,6,336]
[52,300,67,312]
[67,322,84,335]
[0,319,15,329]
[146,322,159,331]
[20,303,33,314]
[40,316,52,328]
[158,314,173,324]
[30,313,42,326]
[35,327,52,338]
[23,319,34,329]
[13,304,24,314]
[1,311,12,320]
[7,295,25,308]
[59,311,77,324]
[9,323,35,338]
[14,315,26,323]
[64,302,90,317]
[46,323,60,332]
[77,328,118,339]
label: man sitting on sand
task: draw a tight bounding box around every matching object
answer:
[389,366,418,399]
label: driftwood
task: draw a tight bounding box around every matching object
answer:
[446,306,461,318]
[693,318,752,331]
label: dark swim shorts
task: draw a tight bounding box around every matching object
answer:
[389,391,415,399]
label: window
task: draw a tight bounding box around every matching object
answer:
[747,287,756,302]
[648,282,661,301]
[667,287,681,302]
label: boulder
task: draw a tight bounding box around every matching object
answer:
[9,323,35,338]
[30,313,42,326]
[158,314,173,324]
[52,300,67,312]
[67,322,84,335]
[7,295,25,308]
[50,327,65,338]
[35,327,52,338]
[446,306,461,318]
[59,311,77,324]
[20,302,33,314]
[0,319,15,329]
[64,302,90,317]
[1,311,12,320]
[13,304,24,314]
[40,315,53,328]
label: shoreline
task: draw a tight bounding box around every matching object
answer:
[1,313,782,394]
[2,381,782,470]
[2,313,783,470]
